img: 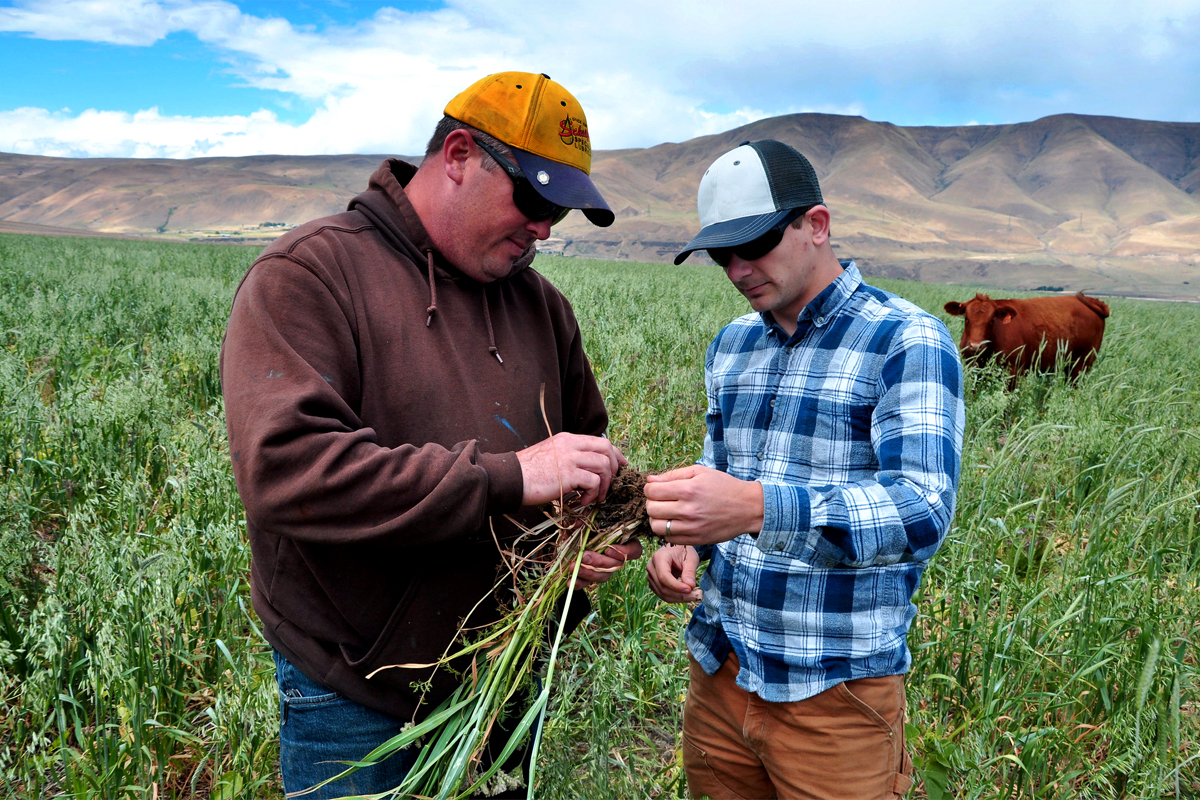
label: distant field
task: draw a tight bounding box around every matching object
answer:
[0,220,139,239]
[1,232,1197,799]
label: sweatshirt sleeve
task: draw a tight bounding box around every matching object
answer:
[754,315,965,567]
[220,254,523,548]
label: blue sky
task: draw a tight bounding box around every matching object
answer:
[2,0,1199,158]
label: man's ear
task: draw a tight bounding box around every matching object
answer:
[443,129,473,185]
[806,205,831,245]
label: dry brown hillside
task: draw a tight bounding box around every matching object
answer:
[3,112,1199,299]
[0,153,401,240]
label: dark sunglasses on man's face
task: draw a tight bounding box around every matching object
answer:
[472,138,572,225]
[707,206,811,268]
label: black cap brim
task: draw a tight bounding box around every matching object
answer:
[672,209,795,265]
[510,148,615,227]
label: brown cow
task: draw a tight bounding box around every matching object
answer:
[943,291,1110,381]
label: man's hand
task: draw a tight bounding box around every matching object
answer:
[517,433,627,507]
[573,540,645,589]
[646,544,702,603]
[645,464,764,546]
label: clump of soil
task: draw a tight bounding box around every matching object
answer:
[592,467,651,539]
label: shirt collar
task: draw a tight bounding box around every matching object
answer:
[761,260,862,341]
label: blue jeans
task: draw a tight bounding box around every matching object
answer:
[274,650,418,798]
[273,650,535,798]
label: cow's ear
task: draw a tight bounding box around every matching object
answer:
[944,301,965,316]
[997,306,1018,323]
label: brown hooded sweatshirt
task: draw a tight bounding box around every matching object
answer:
[220,158,607,720]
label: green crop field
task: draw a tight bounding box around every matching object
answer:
[1,232,1197,799]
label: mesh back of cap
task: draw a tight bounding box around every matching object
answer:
[749,140,823,210]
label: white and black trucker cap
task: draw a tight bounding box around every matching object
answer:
[673,139,824,265]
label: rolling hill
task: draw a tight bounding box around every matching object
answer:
[2,112,1199,299]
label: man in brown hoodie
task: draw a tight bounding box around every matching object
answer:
[220,72,640,798]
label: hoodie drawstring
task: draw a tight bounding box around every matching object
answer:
[482,288,503,364]
[423,248,503,364]
[425,250,438,327]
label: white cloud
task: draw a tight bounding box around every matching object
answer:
[1,0,1200,158]
[0,0,178,45]
[0,106,296,158]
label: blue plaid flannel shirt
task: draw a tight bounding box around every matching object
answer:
[687,261,964,702]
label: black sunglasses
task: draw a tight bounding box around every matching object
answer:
[707,206,811,267]
[473,138,572,225]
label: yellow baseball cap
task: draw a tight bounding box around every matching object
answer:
[445,71,614,227]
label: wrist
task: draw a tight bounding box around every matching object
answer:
[743,480,765,537]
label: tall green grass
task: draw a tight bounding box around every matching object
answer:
[1,233,1196,798]
[0,235,274,798]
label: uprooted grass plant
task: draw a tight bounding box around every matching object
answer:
[0,232,1197,799]
[297,469,653,799]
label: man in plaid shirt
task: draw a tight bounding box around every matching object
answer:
[646,140,964,799]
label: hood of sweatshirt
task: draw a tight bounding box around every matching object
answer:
[348,158,537,283]
[348,158,534,363]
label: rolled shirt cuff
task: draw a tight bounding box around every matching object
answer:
[754,482,843,567]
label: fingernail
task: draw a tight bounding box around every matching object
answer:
[583,554,592,565]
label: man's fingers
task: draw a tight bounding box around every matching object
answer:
[564,432,622,463]
[518,433,626,506]
[580,541,643,574]
[581,550,625,572]
[652,567,693,592]
[608,540,644,561]
[680,547,700,585]
[573,436,618,479]
[604,441,622,475]
[649,516,674,537]
[645,465,702,484]
[575,466,603,488]
[650,586,696,603]
[576,543,642,587]
[574,485,600,508]
[645,499,685,529]
[567,448,616,477]
[644,478,696,503]
[573,571,600,589]
[596,469,613,504]
[575,567,609,587]
[646,555,701,603]
[647,547,695,589]
[570,450,618,493]
[614,446,629,467]
[562,442,621,505]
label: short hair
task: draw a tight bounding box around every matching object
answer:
[789,205,817,230]
[424,115,511,172]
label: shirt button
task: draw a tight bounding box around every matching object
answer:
[756,452,764,460]
[774,542,785,551]
[769,398,776,407]
[816,316,825,325]
[785,346,793,354]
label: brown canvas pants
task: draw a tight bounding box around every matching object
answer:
[682,652,913,800]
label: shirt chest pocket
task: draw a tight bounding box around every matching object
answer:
[770,395,875,477]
